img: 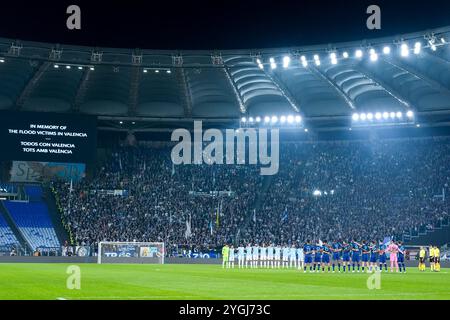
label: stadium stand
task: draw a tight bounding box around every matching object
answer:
[0,214,19,247]
[3,201,60,251]
[53,136,450,252]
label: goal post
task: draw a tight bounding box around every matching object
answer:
[97,241,165,264]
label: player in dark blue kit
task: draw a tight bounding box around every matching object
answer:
[313,242,322,272]
[331,240,342,273]
[303,240,314,273]
[321,240,332,273]
[351,239,361,272]
[369,241,378,272]
[397,241,406,273]
[378,241,388,272]
[361,241,370,272]
[341,241,351,272]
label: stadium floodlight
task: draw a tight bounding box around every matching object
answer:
[295,115,302,123]
[367,113,374,120]
[143,69,148,73]
[414,42,422,55]
[355,49,363,58]
[360,113,367,121]
[0,59,4,63]
[406,110,414,118]
[390,112,396,119]
[90,67,95,71]
[441,37,446,44]
[313,54,320,66]
[248,117,254,123]
[119,121,123,124]
[241,117,247,123]
[383,112,389,119]
[280,115,287,123]
[283,56,290,68]
[342,52,349,59]
[256,116,261,123]
[401,43,409,57]
[383,46,391,55]
[370,51,378,62]
[167,70,171,74]
[155,70,160,73]
[271,116,278,124]
[304,128,309,132]
[78,66,83,70]
[375,112,382,120]
[264,116,271,124]
[330,52,338,65]
[66,65,71,69]
[256,58,264,70]
[54,64,59,68]
[287,115,294,123]
[313,190,322,197]
[396,112,403,119]
[352,113,360,121]
[429,39,437,51]
[300,55,308,67]
[270,57,277,69]
[416,124,421,128]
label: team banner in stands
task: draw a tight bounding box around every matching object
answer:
[9,161,85,183]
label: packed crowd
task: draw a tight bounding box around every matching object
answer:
[54,136,450,251]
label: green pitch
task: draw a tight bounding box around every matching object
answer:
[0,264,449,300]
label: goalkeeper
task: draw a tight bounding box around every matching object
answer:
[222,244,230,268]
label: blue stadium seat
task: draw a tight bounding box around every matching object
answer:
[4,201,60,251]
[0,214,19,247]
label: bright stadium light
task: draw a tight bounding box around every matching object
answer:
[248,117,254,123]
[90,67,95,71]
[441,37,446,44]
[270,57,277,69]
[314,54,321,66]
[256,116,261,123]
[343,52,349,59]
[287,115,294,123]
[241,117,247,123]
[375,112,382,120]
[352,113,360,121]
[304,128,309,133]
[383,112,389,119]
[78,66,83,70]
[155,70,160,73]
[295,115,302,123]
[300,55,308,67]
[330,52,338,65]
[167,70,171,74]
[0,59,4,63]
[283,56,290,68]
[367,113,374,120]
[390,112,396,119]
[383,46,391,55]
[370,51,378,62]
[360,113,367,121]
[271,116,278,124]
[414,42,422,55]
[401,43,409,57]
[280,116,287,123]
[264,116,271,123]
[355,49,363,58]
[143,69,148,73]
[54,64,59,68]
[66,65,71,69]
[396,112,403,119]
[406,110,414,118]
[313,190,322,197]
[429,40,437,51]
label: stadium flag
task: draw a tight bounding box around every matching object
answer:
[216,206,220,227]
[209,220,213,235]
[281,206,288,222]
[69,179,73,193]
[185,215,192,239]
[253,209,256,223]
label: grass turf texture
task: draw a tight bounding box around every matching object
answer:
[0,264,449,300]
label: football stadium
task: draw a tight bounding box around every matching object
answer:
[0,5,450,303]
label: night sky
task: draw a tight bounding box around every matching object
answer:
[0,0,449,50]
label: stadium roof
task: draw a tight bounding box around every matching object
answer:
[1,26,450,131]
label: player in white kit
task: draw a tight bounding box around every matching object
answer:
[245,243,252,268]
[228,245,235,268]
[289,245,297,268]
[259,244,267,268]
[282,245,290,268]
[252,244,259,268]
[237,245,245,269]
[267,243,274,268]
[297,245,304,270]
[274,245,281,268]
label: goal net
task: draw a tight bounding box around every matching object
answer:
[97,241,164,264]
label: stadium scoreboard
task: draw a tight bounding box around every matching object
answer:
[0,111,97,163]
